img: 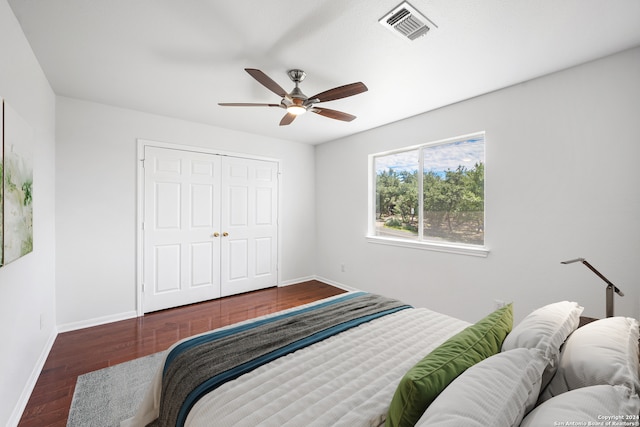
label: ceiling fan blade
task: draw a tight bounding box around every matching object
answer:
[311,107,356,122]
[218,103,281,107]
[245,68,288,98]
[309,82,368,103]
[279,112,297,126]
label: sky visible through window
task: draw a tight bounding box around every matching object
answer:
[375,137,484,175]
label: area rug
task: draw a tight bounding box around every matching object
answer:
[67,351,166,427]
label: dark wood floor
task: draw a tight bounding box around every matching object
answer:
[18,280,345,427]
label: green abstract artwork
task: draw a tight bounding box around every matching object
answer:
[1,100,34,266]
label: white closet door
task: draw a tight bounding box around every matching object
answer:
[220,156,278,297]
[143,146,222,312]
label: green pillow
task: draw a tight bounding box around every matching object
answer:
[386,304,513,427]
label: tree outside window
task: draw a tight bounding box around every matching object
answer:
[373,133,485,247]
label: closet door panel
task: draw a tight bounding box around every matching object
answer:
[221,156,278,297]
[143,147,221,312]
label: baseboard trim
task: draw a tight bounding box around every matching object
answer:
[279,276,316,287]
[279,275,360,293]
[57,310,138,333]
[8,326,58,427]
[312,275,361,293]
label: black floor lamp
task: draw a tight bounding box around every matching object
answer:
[561,258,625,318]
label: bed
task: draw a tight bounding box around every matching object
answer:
[123,291,640,427]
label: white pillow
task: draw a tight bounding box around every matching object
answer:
[521,385,640,427]
[415,348,548,427]
[502,301,583,358]
[540,316,640,402]
[501,301,583,389]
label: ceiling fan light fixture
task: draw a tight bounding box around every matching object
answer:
[287,105,307,115]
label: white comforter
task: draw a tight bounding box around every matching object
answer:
[124,296,469,427]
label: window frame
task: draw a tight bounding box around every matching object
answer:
[367,132,489,257]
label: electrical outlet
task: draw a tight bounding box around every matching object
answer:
[39,313,44,330]
[340,264,346,272]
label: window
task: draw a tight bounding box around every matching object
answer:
[369,133,487,256]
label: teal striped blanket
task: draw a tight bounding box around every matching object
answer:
[147,292,411,427]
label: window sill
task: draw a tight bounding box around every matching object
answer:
[366,235,490,257]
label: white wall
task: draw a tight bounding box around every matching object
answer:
[0,1,57,425]
[315,47,640,324]
[3,4,637,419]
[55,97,316,327]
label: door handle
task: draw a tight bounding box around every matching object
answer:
[223,232,229,237]
[213,232,220,237]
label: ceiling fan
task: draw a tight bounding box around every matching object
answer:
[219,68,368,126]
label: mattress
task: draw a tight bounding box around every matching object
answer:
[124,293,469,427]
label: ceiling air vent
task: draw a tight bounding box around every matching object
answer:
[379,1,437,41]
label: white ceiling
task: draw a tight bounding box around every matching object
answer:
[8,0,640,145]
